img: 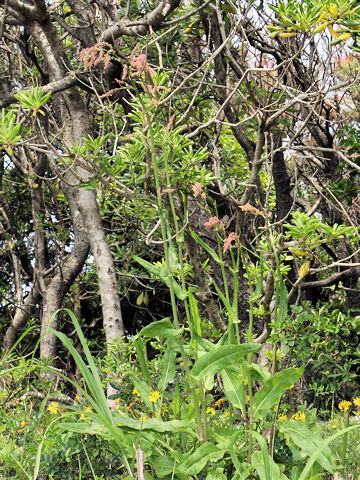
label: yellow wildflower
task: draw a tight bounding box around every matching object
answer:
[214,398,223,408]
[20,421,27,428]
[149,391,161,403]
[74,395,79,402]
[115,404,120,411]
[206,407,216,416]
[294,411,306,421]
[85,407,93,413]
[114,398,120,404]
[154,411,159,417]
[278,414,288,422]
[179,361,184,367]
[328,419,338,429]
[133,387,140,397]
[17,429,24,434]
[338,400,352,411]
[353,397,360,407]
[47,402,59,415]
[139,416,147,422]
[222,412,230,418]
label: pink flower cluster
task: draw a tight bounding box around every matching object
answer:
[192,182,202,197]
[80,42,113,71]
[130,44,150,75]
[204,217,219,229]
[132,53,149,74]
[223,232,237,253]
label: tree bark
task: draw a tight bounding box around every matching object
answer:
[25,16,124,382]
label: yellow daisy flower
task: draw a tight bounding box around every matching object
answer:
[338,400,352,411]
[149,391,161,403]
[133,387,140,397]
[294,411,306,421]
[139,416,147,422]
[47,402,59,415]
[353,397,360,407]
[278,414,288,422]
[206,407,216,416]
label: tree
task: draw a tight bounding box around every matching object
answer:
[0,0,359,398]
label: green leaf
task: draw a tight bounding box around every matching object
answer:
[190,228,221,263]
[298,424,360,480]
[134,337,152,383]
[221,367,246,414]
[151,455,177,476]
[251,450,288,480]
[251,431,272,480]
[136,318,183,338]
[133,255,187,300]
[59,421,112,437]
[191,344,261,379]
[158,337,177,391]
[276,277,288,325]
[279,421,335,473]
[189,289,202,338]
[177,443,225,476]
[114,413,195,433]
[252,367,304,416]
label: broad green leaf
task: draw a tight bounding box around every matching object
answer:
[114,413,195,433]
[189,289,202,340]
[279,421,334,473]
[177,443,225,476]
[248,363,271,384]
[151,455,177,476]
[251,451,288,480]
[191,344,261,379]
[221,368,246,414]
[59,421,111,437]
[158,337,177,391]
[251,431,272,480]
[136,318,183,338]
[252,367,304,416]
[134,337,152,382]
[298,424,360,480]
[192,332,216,351]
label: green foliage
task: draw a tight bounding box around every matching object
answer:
[15,87,52,116]
[268,0,360,48]
[283,302,360,408]
[0,109,21,155]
